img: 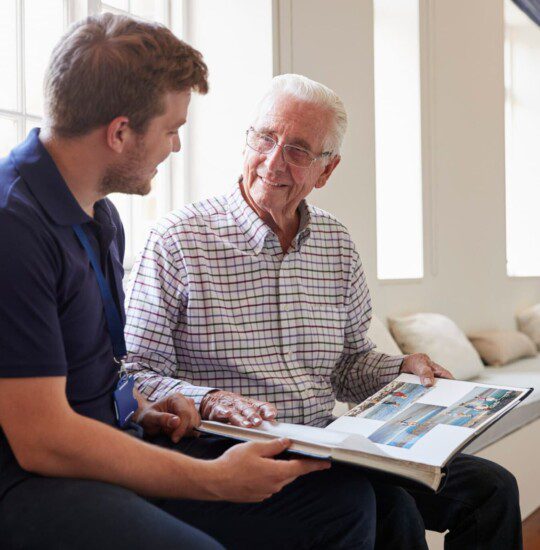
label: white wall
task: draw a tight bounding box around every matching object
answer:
[274,0,540,332]
[184,0,274,203]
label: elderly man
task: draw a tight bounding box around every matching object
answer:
[126,74,522,549]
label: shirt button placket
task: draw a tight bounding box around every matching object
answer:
[279,251,306,422]
[279,261,295,362]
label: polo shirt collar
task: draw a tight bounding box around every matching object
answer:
[227,180,312,254]
[9,128,93,226]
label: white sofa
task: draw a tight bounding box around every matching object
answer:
[333,316,540,549]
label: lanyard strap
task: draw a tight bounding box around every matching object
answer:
[73,224,127,361]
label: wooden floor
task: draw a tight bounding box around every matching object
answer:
[524,507,540,550]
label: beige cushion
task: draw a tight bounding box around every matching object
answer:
[468,330,537,366]
[367,315,402,356]
[388,313,485,380]
[516,304,540,349]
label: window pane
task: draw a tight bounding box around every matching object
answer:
[130,0,167,23]
[24,116,41,136]
[24,0,65,117]
[374,0,423,280]
[505,0,540,276]
[0,115,19,158]
[103,0,129,11]
[0,1,18,111]
[101,6,127,16]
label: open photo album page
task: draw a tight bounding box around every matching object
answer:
[327,374,528,467]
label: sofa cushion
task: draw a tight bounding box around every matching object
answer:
[388,313,485,380]
[468,330,536,366]
[516,304,540,349]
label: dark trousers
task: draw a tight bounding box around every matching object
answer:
[0,435,521,549]
[175,435,522,550]
[371,453,523,550]
[175,440,523,550]
[0,435,376,550]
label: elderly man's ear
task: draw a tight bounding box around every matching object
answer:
[315,155,341,189]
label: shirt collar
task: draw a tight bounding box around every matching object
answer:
[227,182,272,254]
[227,180,312,254]
[9,128,93,227]
[293,201,312,250]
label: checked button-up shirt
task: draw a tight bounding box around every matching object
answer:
[124,184,404,427]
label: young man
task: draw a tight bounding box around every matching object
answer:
[0,14,376,549]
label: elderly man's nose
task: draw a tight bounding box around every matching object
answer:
[265,144,286,170]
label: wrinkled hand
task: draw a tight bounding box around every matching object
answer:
[135,393,201,443]
[400,353,454,386]
[200,390,277,427]
[209,438,331,502]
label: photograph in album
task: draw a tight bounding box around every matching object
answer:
[368,403,446,449]
[346,380,432,421]
[434,386,522,429]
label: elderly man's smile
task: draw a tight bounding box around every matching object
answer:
[259,176,288,188]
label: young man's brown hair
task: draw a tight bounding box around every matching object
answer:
[44,12,208,138]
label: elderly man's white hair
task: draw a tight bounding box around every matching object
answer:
[252,74,348,155]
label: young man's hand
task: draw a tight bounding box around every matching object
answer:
[200,390,277,427]
[400,353,454,386]
[207,438,331,502]
[135,393,201,442]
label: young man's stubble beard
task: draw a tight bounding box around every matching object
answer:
[100,136,153,197]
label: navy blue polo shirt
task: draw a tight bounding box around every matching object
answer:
[0,129,125,493]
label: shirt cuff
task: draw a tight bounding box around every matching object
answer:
[136,377,215,408]
[379,355,405,386]
[179,385,217,409]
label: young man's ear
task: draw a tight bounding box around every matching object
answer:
[315,155,341,189]
[106,117,131,153]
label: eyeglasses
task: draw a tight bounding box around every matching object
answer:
[245,127,332,168]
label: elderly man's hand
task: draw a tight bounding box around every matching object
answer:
[135,394,201,443]
[200,390,277,427]
[400,353,454,386]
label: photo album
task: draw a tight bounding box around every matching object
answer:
[199,374,532,491]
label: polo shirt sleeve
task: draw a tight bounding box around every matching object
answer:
[331,246,403,403]
[0,212,67,377]
[124,227,215,407]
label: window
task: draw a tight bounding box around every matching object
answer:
[373,0,424,280]
[504,0,540,277]
[0,0,180,268]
